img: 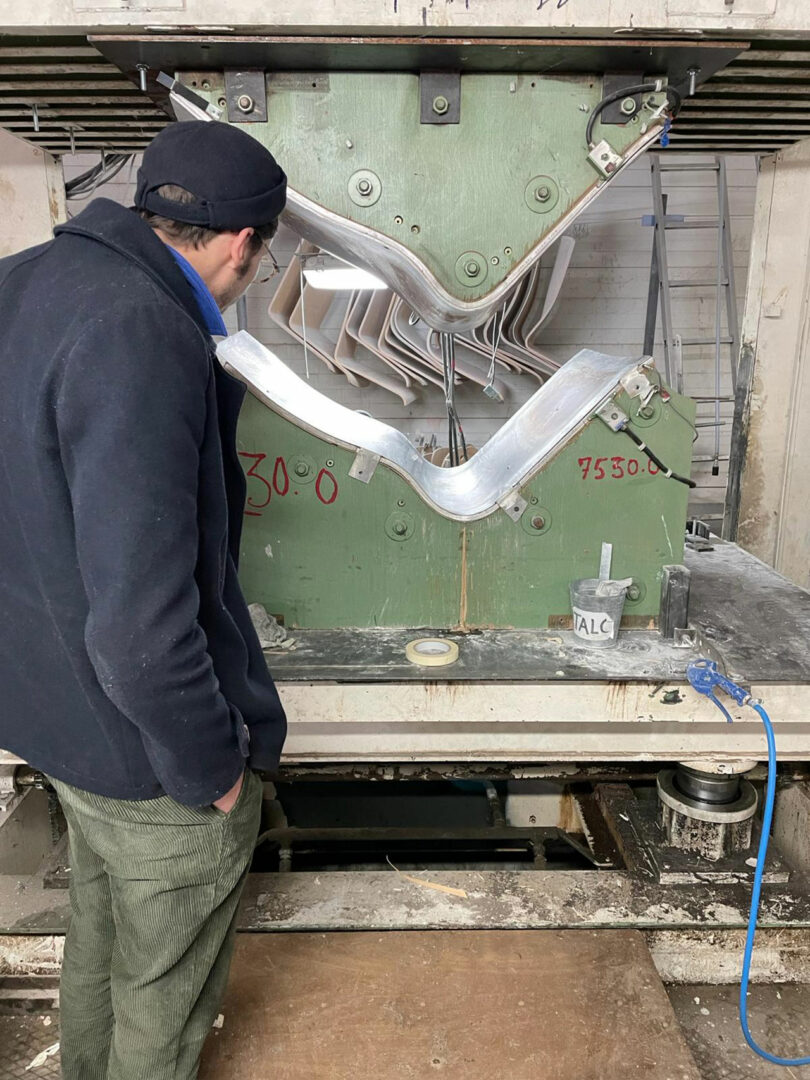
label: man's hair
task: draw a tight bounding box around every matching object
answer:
[138,184,278,251]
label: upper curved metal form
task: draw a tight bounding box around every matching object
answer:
[219,331,645,522]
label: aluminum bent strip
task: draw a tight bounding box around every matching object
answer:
[219,331,645,522]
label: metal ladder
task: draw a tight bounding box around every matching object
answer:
[643,155,740,483]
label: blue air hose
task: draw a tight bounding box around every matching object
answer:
[687,659,810,1067]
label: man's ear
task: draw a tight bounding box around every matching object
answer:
[228,227,255,268]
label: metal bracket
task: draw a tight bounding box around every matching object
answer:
[420,71,461,125]
[349,450,381,484]
[497,489,528,523]
[600,73,645,124]
[587,139,624,179]
[660,565,692,641]
[620,369,657,407]
[225,69,268,123]
[157,72,222,122]
[596,402,629,432]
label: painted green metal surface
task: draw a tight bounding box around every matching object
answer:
[236,384,695,630]
[194,71,666,300]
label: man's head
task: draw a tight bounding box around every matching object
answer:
[134,121,287,311]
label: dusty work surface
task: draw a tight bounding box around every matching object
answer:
[669,984,810,1079]
[266,541,810,684]
[198,929,699,1080]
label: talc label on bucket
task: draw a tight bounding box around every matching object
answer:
[572,607,615,641]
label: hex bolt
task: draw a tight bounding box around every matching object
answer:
[356,178,373,196]
[531,516,546,531]
[294,462,309,478]
[620,97,636,116]
[535,185,551,202]
[627,584,641,601]
[639,404,655,420]
[464,260,481,278]
[237,94,254,113]
[393,521,408,536]
[432,95,450,116]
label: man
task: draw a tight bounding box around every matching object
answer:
[0,121,288,1079]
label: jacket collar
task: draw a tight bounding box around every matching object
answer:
[55,198,214,341]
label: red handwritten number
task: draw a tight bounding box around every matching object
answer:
[627,458,639,476]
[273,456,290,496]
[611,456,625,479]
[315,468,339,505]
[648,459,660,476]
[238,452,272,511]
[578,456,592,480]
[593,457,607,481]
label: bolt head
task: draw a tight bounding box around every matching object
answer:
[535,185,551,202]
[294,462,309,477]
[393,521,408,536]
[356,178,373,195]
[464,260,481,278]
[531,516,546,530]
[237,94,254,113]
[345,138,353,148]
[620,97,636,115]
[432,95,450,115]
[627,584,641,601]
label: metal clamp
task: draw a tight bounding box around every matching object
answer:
[497,489,528,523]
[349,450,380,484]
[587,139,624,179]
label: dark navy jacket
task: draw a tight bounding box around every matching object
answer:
[0,199,286,805]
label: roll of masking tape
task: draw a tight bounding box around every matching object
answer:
[405,637,460,667]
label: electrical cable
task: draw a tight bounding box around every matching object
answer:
[585,82,682,150]
[687,661,810,1067]
[622,426,696,488]
[65,152,133,200]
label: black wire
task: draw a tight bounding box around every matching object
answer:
[585,82,683,149]
[623,427,696,489]
[65,153,133,198]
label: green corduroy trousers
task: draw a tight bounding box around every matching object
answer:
[47,767,262,1080]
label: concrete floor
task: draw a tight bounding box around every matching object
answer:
[668,985,810,1079]
[3,984,810,1078]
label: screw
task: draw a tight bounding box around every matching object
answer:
[432,95,449,115]
[356,178,373,196]
[345,138,353,148]
[294,462,309,478]
[620,97,636,116]
[411,224,420,234]
[201,79,211,91]
[531,515,546,530]
[627,584,641,601]
[535,185,551,202]
[464,260,480,278]
[687,67,700,97]
[579,103,589,112]
[393,520,408,536]
[237,94,254,113]
[136,64,148,93]
[491,256,499,265]
[600,152,609,161]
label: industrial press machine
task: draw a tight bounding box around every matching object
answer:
[3,23,810,956]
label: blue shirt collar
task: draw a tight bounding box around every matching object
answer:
[166,247,228,338]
